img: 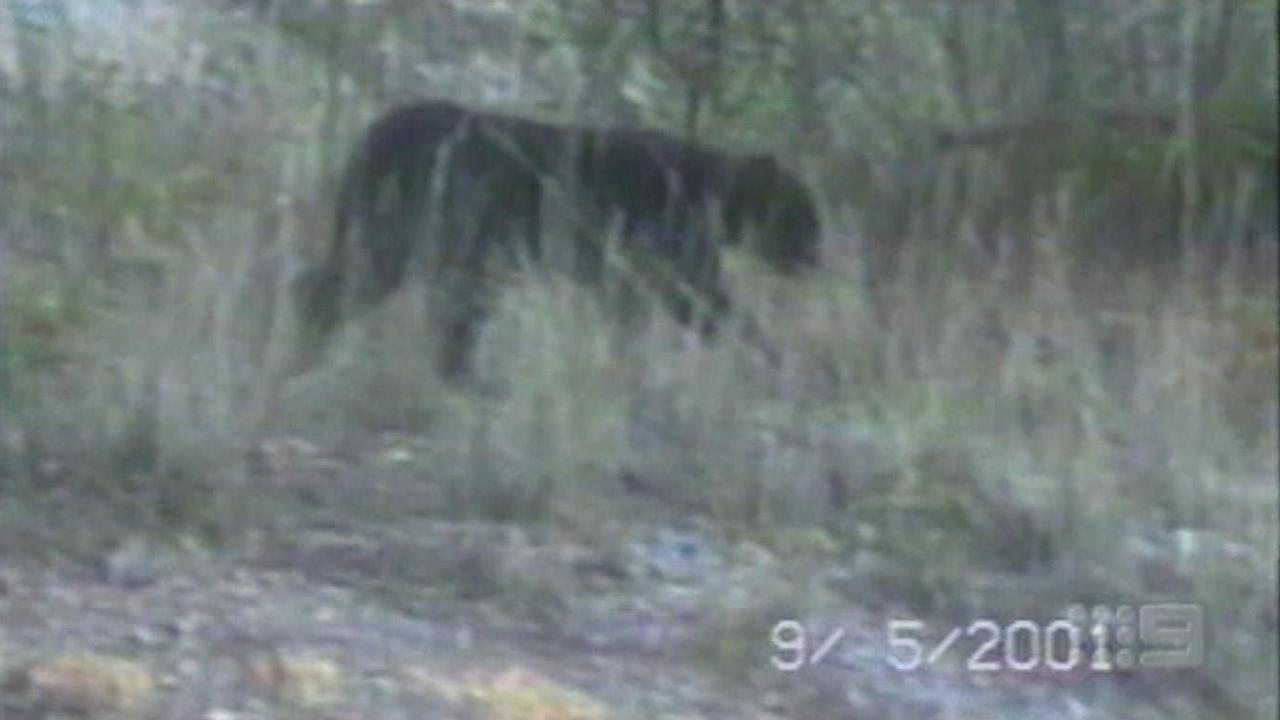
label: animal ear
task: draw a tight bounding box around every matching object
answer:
[740,155,786,197]
[750,154,781,176]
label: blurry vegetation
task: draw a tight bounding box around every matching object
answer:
[0,0,1275,715]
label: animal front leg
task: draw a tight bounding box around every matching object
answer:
[431,271,493,382]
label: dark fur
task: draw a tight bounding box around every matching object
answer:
[293,100,820,377]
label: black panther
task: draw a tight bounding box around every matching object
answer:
[292,100,820,377]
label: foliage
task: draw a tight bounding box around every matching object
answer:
[0,1,1273,713]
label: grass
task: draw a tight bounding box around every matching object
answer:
[0,2,1274,713]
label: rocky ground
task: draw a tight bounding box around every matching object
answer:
[0,437,1242,720]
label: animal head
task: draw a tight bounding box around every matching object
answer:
[722,155,821,273]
